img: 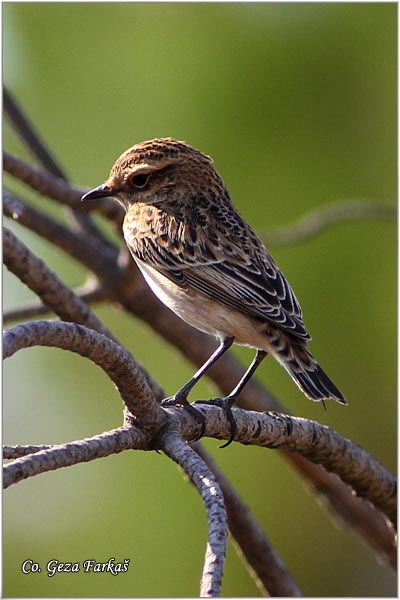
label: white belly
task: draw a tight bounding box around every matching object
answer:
[134,258,270,352]
[135,259,190,320]
[135,258,220,335]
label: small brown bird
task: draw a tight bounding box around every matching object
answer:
[82,138,346,442]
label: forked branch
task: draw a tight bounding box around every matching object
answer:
[3,427,145,489]
[6,318,394,529]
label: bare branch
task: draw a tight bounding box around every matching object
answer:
[4,298,54,322]
[3,244,163,402]
[3,88,114,244]
[3,277,108,324]
[6,319,393,529]
[6,180,394,564]
[4,151,123,223]
[170,406,396,528]
[287,451,396,568]
[116,280,396,564]
[4,190,119,277]
[3,444,52,459]
[3,320,165,420]
[162,431,228,598]
[264,200,396,246]
[3,427,146,488]
[4,226,116,340]
[194,442,302,597]
[4,87,67,179]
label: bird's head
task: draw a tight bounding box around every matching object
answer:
[81,137,217,211]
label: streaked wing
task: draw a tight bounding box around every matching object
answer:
[126,215,310,341]
[184,261,310,340]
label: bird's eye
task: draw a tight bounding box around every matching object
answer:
[129,173,150,188]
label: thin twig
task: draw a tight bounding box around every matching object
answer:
[264,200,396,246]
[194,442,302,597]
[4,150,123,223]
[162,431,228,598]
[4,87,67,179]
[4,299,53,323]
[3,320,165,420]
[3,279,109,324]
[3,87,111,243]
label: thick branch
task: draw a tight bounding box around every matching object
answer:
[194,442,302,597]
[171,407,396,529]
[3,427,146,488]
[4,444,52,459]
[264,200,396,246]
[162,431,228,598]
[3,320,164,420]
[115,277,396,564]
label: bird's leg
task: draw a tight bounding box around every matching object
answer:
[161,336,234,439]
[162,336,234,406]
[194,350,268,448]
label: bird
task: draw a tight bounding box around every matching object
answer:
[82,137,346,444]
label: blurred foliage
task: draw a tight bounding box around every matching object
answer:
[3,3,396,597]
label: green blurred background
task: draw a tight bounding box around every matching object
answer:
[3,3,396,597]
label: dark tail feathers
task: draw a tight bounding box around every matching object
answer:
[279,348,346,404]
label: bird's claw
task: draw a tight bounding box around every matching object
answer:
[160,395,181,408]
[161,395,206,441]
[193,397,237,448]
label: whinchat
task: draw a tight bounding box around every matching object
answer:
[83,138,346,441]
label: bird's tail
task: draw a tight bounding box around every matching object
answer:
[272,336,346,404]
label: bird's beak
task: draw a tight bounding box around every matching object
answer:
[81,183,113,202]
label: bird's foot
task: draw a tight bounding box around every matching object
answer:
[193,397,237,448]
[161,394,206,441]
[160,394,185,408]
